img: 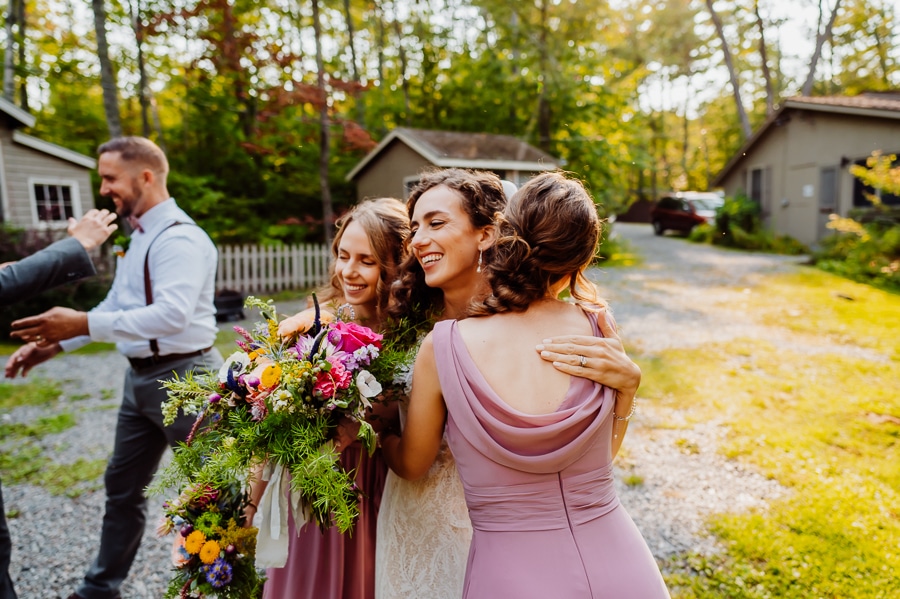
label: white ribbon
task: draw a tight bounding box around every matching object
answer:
[252,461,311,568]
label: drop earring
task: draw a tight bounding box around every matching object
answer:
[476,249,483,273]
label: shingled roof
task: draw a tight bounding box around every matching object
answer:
[712,92,900,186]
[346,127,558,181]
[786,92,900,112]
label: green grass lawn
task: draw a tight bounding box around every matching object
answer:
[637,269,900,598]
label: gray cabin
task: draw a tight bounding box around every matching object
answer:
[0,97,97,231]
[712,93,900,245]
[346,127,559,201]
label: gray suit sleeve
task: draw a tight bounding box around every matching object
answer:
[0,237,97,306]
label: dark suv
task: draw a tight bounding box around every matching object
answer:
[651,192,724,235]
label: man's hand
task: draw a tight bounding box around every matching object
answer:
[10,307,89,345]
[4,342,62,378]
[68,208,118,251]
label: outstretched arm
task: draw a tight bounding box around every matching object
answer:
[0,238,95,305]
[381,333,446,480]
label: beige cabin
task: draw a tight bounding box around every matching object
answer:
[346,127,559,201]
[0,97,96,231]
[712,93,900,246]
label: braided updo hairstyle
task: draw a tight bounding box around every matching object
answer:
[473,171,602,315]
[388,168,507,321]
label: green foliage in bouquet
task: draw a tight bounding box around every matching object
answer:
[156,295,399,534]
[150,455,262,599]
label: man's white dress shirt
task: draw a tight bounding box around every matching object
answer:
[60,199,218,358]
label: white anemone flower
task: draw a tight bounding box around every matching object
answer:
[218,350,251,383]
[356,370,382,409]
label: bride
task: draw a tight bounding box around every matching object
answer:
[376,169,641,597]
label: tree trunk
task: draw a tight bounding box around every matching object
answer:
[391,2,410,124]
[312,0,334,247]
[15,0,26,110]
[681,95,689,181]
[93,0,123,137]
[872,11,890,86]
[3,0,17,102]
[342,0,364,124]
[754,0,774,116]
[130,0,150,137]
[537,0,552,152]
[802,0,842,96]
[705,0,751,139]
[150,94,166,152]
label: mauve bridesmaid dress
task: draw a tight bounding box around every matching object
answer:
[262,445,387,599]
[433,317,670,599]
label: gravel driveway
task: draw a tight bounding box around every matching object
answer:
[3,223,805,597]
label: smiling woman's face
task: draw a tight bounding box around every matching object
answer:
[334,220,381,318]
[409,185,484,296]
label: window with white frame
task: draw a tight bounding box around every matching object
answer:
[31,179,81,224]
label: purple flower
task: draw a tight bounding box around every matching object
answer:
[201,557,234,588]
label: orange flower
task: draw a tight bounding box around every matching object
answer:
[184,530,206,554]
[199,539,221,564]
[277,307,335,338]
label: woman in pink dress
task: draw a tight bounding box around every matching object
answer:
[382,172,670,598]
[248,197,410,599]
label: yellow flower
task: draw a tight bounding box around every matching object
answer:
[260,363,282,389]
[249,348,269,360]
[199,539,221,564]
[184,530,206,555]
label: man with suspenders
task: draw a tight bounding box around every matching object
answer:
[5,136,223,599]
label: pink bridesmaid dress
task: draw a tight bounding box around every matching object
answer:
[433,317,670,599]
[262,445,387,599]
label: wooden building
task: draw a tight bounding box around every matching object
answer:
[0,97,97,231]
[712,93,900,245]
[346,127,559,201]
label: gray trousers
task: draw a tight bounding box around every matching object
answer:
[76,349,223,599]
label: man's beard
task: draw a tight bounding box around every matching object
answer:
[116,180,144,218]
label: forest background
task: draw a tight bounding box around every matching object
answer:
[2,0,898,245]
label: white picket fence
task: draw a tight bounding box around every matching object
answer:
[216,243,331,293]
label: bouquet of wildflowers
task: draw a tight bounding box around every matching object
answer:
[155,296,387,545]
[155,479,261,599]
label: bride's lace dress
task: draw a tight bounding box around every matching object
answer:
[374,361,472,598]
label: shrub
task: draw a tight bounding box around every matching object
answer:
[814,221,900,292]
[688,195,808,255]
[714,194,761,244]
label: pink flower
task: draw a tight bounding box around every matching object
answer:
[246,388,270,421]
[314,357,352,398]
[330,321,383,353]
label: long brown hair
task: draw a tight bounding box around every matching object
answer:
[319,197,410,322]
[388,168,507,321]
[473,171,602,315]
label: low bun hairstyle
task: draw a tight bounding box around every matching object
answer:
[388,168,507,321]
[474,172,601,315]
